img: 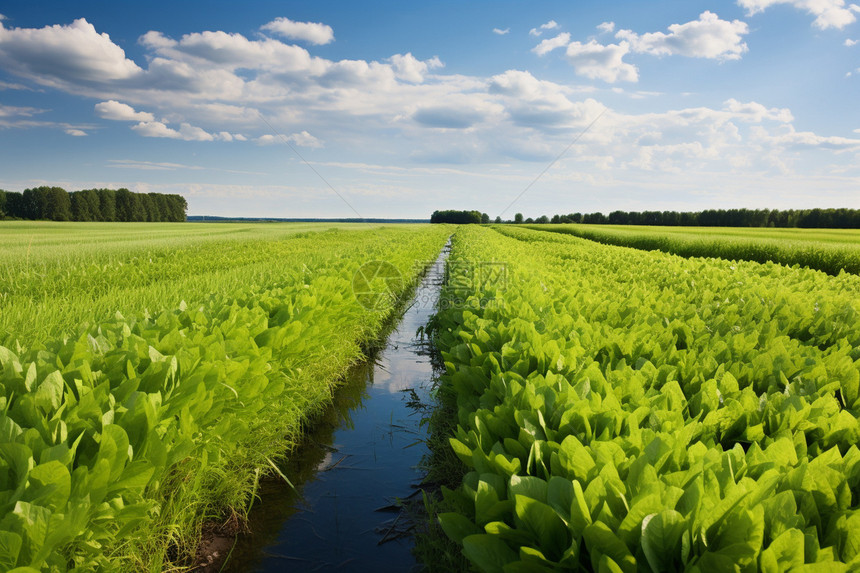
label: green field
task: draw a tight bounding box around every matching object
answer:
[0,222,390,346]
[523,223,860,275]
[430,225,860,571]
[0,221,449,571]
[3,220,860,571]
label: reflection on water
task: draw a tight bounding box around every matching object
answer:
[225,243,449,572]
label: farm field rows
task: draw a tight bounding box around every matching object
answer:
[523,223,860,276]
[0,222,386,346]
[0,222,450,570]
[431,225,860,571]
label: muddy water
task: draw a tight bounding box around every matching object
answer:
[224,244,449,572]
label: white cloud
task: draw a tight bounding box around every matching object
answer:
[532,32,571,56]
[131,120,220,141]
[723,98,793,122]
[493,28,510,35]
[488,70,603,128]
[389,53,443,83]
[753,124,860,149]
[95,100,155,122]
[739,0,860,29]
[616,11,749,59]
[140,29,322,73]
[256,130,323,147]
[0,103,93,134]
[0,12,856,193]
[260,17,334,45]
[565,40,639,82]
[529,20,559,37]
[178,122,215,141]
[847,38,858,45]
[131,120,182,139]
[0,18,142,88]
[0,80,34,91]
[0,103,42,117]
[597,22,616,34]
[288,130,323,147]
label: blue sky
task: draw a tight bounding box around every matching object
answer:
[1,0,858,218]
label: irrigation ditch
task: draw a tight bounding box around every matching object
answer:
[197,240,453,572]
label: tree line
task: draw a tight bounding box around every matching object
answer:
[505,208,860,228]
[430,210,491,224]
[0,187,187,222]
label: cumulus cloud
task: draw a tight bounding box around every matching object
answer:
[616,11,749,59]
[532,32,571,56]
[847,38,858,45]
[0,18,141,88]
[597,22,616,34]
[723,98,793,122]
[257,131,323,147]
[565,40,638,82]
[389,52,443,83]
[131,120,182,139]
[0,12,855,184]
[260,17,334,45]
[738,0,860,30]
[493,28,510,35]
[488,70,603,128]
[140,29,321,73]
[95,100,155,122]
[65,128,87,136]
[529,20,559,37]
[130,120,229,141]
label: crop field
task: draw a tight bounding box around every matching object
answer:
[431,225,860,571]
[524,223,860,276]
[0,222,450,570]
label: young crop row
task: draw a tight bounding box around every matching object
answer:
[522,223,860,276]
[0,226,450,571]
[431,226,860,572]
[0,222,377,345]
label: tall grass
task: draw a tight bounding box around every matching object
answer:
[0,222,449,570]
[522,223,860,275]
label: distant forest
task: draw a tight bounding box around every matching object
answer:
[507,208,860,229]
[0,187,187,222]
[430,210,490,224]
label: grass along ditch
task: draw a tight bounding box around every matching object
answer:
[213,241,452,571]
[0,224,452,571]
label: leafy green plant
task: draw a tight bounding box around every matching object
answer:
[432,226,860,571]
[520,223,860,275]
[0,224,451,570]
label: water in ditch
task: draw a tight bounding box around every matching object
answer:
[222,243,450,572]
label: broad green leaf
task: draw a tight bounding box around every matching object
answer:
[24,461,70,511]
[462,533,519,573]
[439,512,480,544]
[641,510,686,572]
[583,522,636,573]
[513,494,568,560]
